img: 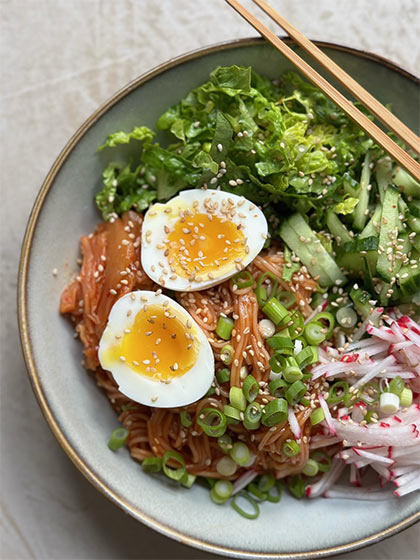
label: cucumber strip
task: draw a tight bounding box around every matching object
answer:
[399,197,420,233]
[375,157,393,204]
[412,233,420,253]
[408,200,420,218]
[376,186,401,283]
[342,173,359,198]
[342,236,379,253]
[279,214,346,287]
[337,253,375,276]
[326,210,352,245]
[359,204,381,239]
[393,167,420,199]
[398,249,420,297]
[353,151,372,231]
[350,287,374,320]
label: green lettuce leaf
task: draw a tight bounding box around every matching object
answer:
[334,197,359,215]
[98,126,155,151]
[96,162,156,220]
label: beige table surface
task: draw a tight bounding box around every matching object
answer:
[1,1,419,559]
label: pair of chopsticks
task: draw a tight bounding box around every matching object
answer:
[225,0,420,181]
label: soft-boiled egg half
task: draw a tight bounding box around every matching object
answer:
[98,290,214,408]
[141,189,268,291]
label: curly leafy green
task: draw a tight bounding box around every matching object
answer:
[95,65,377,224]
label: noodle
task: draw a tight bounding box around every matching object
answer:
[61,211,320,481]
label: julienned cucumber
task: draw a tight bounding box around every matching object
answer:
[353,151,371,231]
[359,204,381,239]
[279,214,346,287]
[326,211,352,245]
[337,236,378,275]
[350,287,374,320]
[398,249,420,297]
[376,186,400,283]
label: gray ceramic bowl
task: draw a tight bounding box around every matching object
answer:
[18,38,420,559]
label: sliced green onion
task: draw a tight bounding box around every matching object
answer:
[304,321,326,345]
[269,378,288,398]
[296,346,319,369]
[217,434,233,454]
[262,297,291,326]
[261,398,288,427]
[302,459,319,477]
[232,270,254,289]
[141,457,162,473]
[214,480,233,499]
[243,402,262,430]
[258,473,276,492]
[216,456,237,476]
[295,335,307,348]
[210,487,227,505]
[247,482,267,501]
[310,407,325,426]
[400,387,413,407]
[180,410,193,428]
[276,291,296,309]
[389,375,404,395]
[231,491,260,519]
[267,333,294,350]
[288,475,306,499]
[242,375,259,402]
[269,352,283,373]
[216,316,234,340]
[326,381,349,405]
[358,382,380,405]
[220,344,234,365]
[229,442,251,466]
[311,450,332,472]
[108,427,129,451]
[181,473,196,488]
[229,387,247,411]
[206,477,216,489]
[336,306,358,329]
[210,480,233,504]
[285,380,307,405]
[216,368,230,384]
[282,356,303,383]
[197,407,227,437]
[256,272,278,307]
[379,392,400,415]
[364,410,376,424]
[313,312,335,339]
[224,404,241,424]
[205,386,216,397]
[267,480,283,503]
[162,450,186,481]
[288,310,304,339]
[282,439,301,457]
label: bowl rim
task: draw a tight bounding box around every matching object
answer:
[18,37,420,560]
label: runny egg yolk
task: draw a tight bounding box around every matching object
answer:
[166,212,245,278]
[104,304,199,381]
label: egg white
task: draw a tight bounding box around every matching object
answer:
[98,290,214,408]
[141,189,268,291]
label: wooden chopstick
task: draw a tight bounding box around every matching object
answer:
[253,0,420,155]
[225,0,420,181]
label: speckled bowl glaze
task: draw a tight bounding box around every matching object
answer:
[18,38,420,559]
